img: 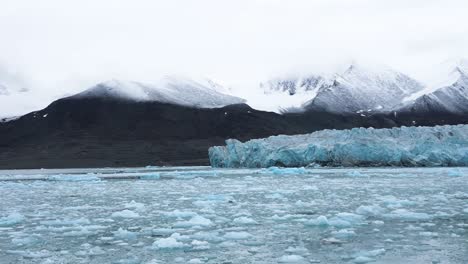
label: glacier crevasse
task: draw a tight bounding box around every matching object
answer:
[209,125,468,168]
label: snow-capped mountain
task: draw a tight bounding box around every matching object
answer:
[398,63,468,114]
[73,76,246,108]
[303,64,424,114]
[258,75,333,112]
[261,63,424,114]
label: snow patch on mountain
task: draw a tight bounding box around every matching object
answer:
[260,63,424,114]
[304,63,424,114]
[73,76,246,108]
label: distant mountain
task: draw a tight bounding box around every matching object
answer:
[74,77,245,108]
[397,60,468,115]
[303,64,424,114]
[260,63,424,114]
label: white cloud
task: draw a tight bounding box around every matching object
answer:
[0,0,467,115]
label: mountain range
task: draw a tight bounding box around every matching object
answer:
[0,61,467,168]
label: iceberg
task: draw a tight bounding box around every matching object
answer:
[209,125,468,168]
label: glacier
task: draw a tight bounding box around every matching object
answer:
[209,124,468,168]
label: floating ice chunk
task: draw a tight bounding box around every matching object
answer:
[447,168,464,177]
[124,200,145,211]
[113,228,138,240]
[353,248,386,263]
[223,231,253,240]
[153,233,188,249]
[12,235,42,246]
[191,240,210,250]
[263,167,308,175]
[383,209,431,221]
[7,249,52,258]
[188,259,204,264]
[356,205,385,216]
[346,171,368,177]
[191,231,225,243]
[111,210,140,219]
[174,215,213,228]
[209,125,468,168]
[151,228,174,236]
[0,213,24,227]
[46,174,101,181]
[419,231,438,237]
[332,229,356,239]
[75,246,106,256]
[304,215,329,226]
[140,173,161,180]
[164,210,198,218]
[40,218,90,226]
[329,213,365,228]
[353,256,374,263]
[379,195,416,208]
[463,208,468,213]
[233,216,258,225]
[285,246,308,255]
[278,255,306,263]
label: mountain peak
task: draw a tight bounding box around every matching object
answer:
[72,77,245,109]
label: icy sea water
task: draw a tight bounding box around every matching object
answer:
[0,167,467,264]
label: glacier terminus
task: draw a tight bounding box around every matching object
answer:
[209,125,468,168]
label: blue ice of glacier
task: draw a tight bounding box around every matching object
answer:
[209,125,468,168]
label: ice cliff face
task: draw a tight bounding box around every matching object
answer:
[74,76,246,108]
[209,124,468,168]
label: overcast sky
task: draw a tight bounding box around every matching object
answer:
[1,0,467,115]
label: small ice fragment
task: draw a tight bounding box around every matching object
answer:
[264,167,308,175]
[332,229,356,239]
[233,216,258,225]
[383,209,431,221]
[278,255,306,263]
[153,233,187,249]
[346,171,367,177]
[191,240,210,250]
[174,215,213,228]
[140,173,161,180]
[447,169,464,177]
[111,210,140,219]
[223,231,252,240]
[113,228,138,240]
[305,215,329,226]
[0,213,24,227]
[356,205,385,216]
[124,200,145,211]
[164,210,198,218]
